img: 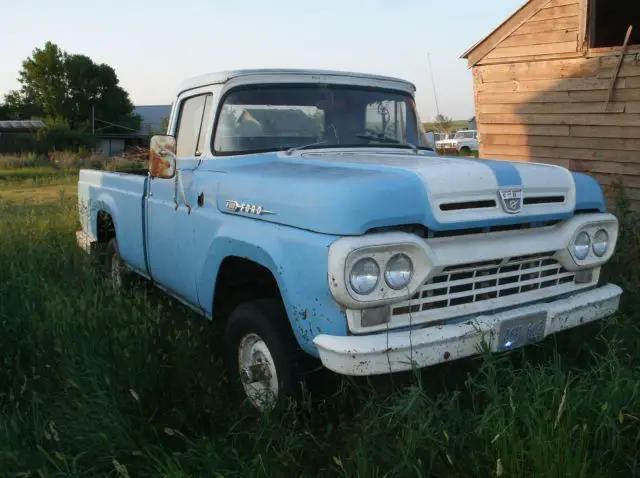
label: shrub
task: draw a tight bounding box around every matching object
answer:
[34,117,96,153]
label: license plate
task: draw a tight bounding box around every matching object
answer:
[496,312,547,352]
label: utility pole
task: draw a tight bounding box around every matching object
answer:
[427,53,441,120]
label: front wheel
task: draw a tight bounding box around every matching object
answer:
[459,146,471,156]
[225,299,302,411]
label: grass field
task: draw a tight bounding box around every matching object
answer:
[1,166,639,477]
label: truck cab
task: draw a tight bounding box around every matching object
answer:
[76,69,622,411]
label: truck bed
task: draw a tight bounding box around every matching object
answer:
[78,169,149,275]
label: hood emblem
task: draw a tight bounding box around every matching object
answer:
[225,200,275,216]
[498,188,523,215]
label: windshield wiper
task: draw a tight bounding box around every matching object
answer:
[284,140,328,156]
[355,132,420,154]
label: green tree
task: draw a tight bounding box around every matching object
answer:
[435,114,453,134]
[158,116,170,134]
[4,41,140,131]
[1,90,42,119]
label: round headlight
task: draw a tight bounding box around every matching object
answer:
[592,229,609,257]
[573,231,591,260]
[349,258,380,295]
[384,254,413,290]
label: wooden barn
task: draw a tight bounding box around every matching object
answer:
[462,0,640,210]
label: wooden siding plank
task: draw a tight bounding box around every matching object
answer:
[476,89,640,104]
[476,55,640,84]
[501,31,578,48]
[543,0,579,8]
[476,52,585,66]
[478,91,567,104]
[513,16,578,35]
[570,125,640,138]
[479,102,625,114]
[482,145,640,164]
[481,133,640,152]
[530,5,580,22]
[486,41,578,60]
[476,77,630,93]
[477,58,595,83]
[592,173,640,190]
[479,113,640,127]
[598,64,640,79]
[478,124,571,136]
[570,160,640,176]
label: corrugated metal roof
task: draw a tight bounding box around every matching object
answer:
[0,120,45,130]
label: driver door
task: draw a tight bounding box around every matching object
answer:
[146,92,212,304]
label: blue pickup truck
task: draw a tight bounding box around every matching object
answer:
[77,69,623,411]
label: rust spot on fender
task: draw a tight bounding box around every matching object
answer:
[444,351,451,360]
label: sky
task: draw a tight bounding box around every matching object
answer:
[0,0,519,122]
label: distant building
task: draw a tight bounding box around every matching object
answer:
[0,120,45,154]
[96,104,171,156]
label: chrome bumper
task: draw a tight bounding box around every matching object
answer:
[313,284,623,376]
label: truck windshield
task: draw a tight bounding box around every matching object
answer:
[212,85,429,155]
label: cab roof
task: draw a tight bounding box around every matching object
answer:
[177,69,417,95]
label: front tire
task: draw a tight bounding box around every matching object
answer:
[225,299,301,412]
[459,146,471,155]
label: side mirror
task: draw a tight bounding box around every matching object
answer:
[149,135,177,179]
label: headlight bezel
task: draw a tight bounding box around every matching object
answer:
[562,217,618,269]
[328,232,435,309]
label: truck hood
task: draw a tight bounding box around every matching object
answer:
[208,149,604,236]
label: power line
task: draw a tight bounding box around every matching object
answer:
[427,53,441,120]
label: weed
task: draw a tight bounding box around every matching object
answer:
[0,173,638,477]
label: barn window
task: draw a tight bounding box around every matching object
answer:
[589,0,640,48]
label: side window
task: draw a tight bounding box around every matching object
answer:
[175,94,212,157]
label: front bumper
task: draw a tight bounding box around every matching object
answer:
[313,284,622,376]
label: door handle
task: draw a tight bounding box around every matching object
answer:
[149,192,154,197]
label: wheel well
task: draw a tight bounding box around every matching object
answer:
[213,257,282,321]
[97,211,115,243]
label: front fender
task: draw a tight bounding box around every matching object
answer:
[196,217,348,357]
[572,172,607,212]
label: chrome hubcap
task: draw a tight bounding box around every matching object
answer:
[238,333,278,410]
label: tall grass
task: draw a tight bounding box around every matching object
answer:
[0,152,146,174]
[0,185,638,477]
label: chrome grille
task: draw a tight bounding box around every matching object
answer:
[392,252,576,317]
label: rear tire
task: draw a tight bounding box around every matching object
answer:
[105,238,131,291]
[225,299,303,412]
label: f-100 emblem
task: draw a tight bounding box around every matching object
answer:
[225,200,274,216]
[498,188,523,215]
